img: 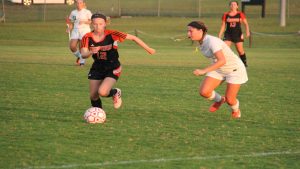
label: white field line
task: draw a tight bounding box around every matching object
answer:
[19,150,300,169]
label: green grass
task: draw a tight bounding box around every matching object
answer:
[0,15,300,169]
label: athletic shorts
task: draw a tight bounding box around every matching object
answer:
[71,28,90,40]
[223,31,244,43]
[88,66,122,81]
[206,66,248,84]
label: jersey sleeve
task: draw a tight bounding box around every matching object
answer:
[106,30,127,42]
[69,11,75,22]
[87,10,92,20]
[80,33,90,49]
[240,12,246,20]
[210,38,223,54]
[222,13,227,21]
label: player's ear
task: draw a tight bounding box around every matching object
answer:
[106,16,111,25]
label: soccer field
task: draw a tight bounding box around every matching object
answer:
[0,16,300,169]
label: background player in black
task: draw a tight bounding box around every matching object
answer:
[218,0,250,67]
[80,13,155,110]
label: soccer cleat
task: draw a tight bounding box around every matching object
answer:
[231,109,241,119]
[76,58,80,65]
[113,88,122,109]
[209,97,226,112]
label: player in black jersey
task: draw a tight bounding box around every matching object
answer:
[80,13,155,110]
[218,1,250,67]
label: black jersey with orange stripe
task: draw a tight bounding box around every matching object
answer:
[222,11,246,34]
[81,30,127,71]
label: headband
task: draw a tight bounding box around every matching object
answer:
[91,13,107,21]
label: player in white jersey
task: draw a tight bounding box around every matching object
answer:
[66,0,92,66]
[187,21,248,119]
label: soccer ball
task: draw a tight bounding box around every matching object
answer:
[83,107,106,124]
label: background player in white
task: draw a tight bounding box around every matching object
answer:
[66,0,92,66]
[187,21,248,119]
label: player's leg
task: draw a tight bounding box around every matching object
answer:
[235,42,248,67]
[78,29,90,66]
[224,40,232,47]
[225,83,241,118]
[199,76,225,112]
[69,39,82,65]
[89,79,102,108]
[98,77,122,109]
[69,29,83,65]
[78,40,85,66]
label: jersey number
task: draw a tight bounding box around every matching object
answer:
[98,52,107,60]
[230,22,236,27]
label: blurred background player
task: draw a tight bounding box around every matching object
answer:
[66,0,92,66]
[80,13,155,110]
[188,21,248,119]
[218,0,250,67]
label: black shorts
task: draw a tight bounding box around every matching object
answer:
[223,31,244,43]
[88,66,122,80]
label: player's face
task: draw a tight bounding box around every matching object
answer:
[187,26,203,41]
[230,2,238,11]
[92,18,106,33]
[76,1,85,10]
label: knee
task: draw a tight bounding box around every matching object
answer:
[199,90,212,98]
[98,89,109,97]
[69,46,76,52]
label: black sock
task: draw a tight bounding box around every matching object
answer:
[107,88,117,97]
[239,53,248,67]
[91,98,102,108]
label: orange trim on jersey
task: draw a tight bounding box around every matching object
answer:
[222,11,246,21]
[105,30,127,42]
[81,32,93,49]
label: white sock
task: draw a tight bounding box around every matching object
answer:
[80,58,85,64]
[73,50,82,59]
[230,100,239,112]
[208,91,222,102]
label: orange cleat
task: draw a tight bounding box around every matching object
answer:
[76,58,80,65]
[231,109,241,119]
[209,97,226,112]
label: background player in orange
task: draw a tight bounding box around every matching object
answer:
[218,0,250,67]
[66,0,92,66]
[188,21,248,119]
[80,13,155,110]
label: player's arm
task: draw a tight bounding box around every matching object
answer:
[80,47,93,59]
[193,50,226,76]
[125,34,156,55]
[242,18,250,38]
[65,15,73,33]
[218,21,226,39]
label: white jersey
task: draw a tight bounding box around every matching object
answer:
[199,34,244,74]
[199,34,248,84]
[69,8,92,30]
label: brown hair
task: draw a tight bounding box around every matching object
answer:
[187,21,208,33]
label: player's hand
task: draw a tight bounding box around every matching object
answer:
[246,31,250,38]
[147,48,156,55]
[90,47,100,54]
[193,69,206,76]
[66,27,70,33]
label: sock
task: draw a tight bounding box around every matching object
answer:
[230,100,239,112]
[208,91,222,102]
[73,50,82,59]
[107,88,117,97]
[239,53,248,67]
[91,98,102,108]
